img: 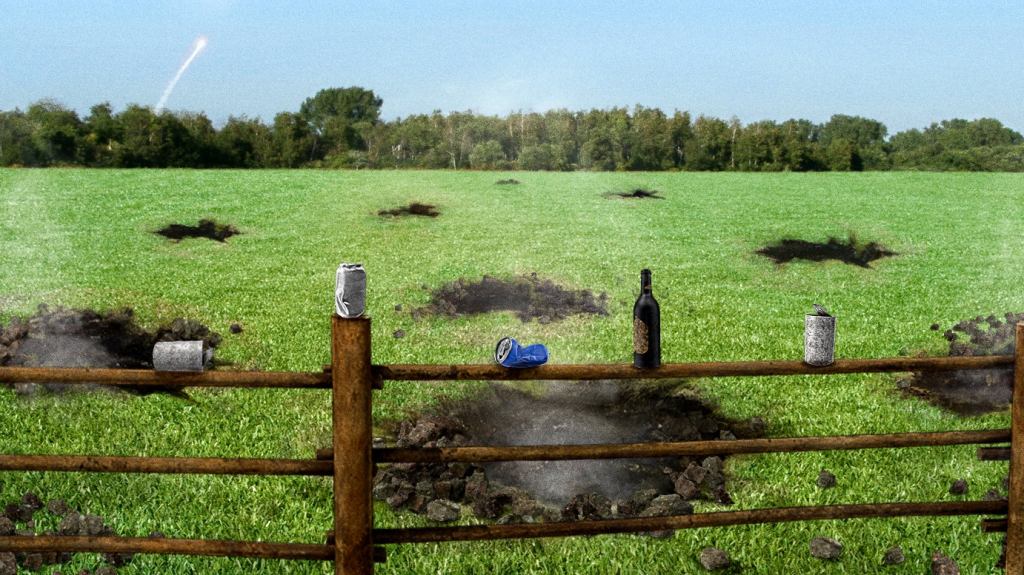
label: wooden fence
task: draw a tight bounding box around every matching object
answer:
[0,314,1021,574]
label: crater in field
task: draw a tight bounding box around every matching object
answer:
[378,203,440,218]
[369,381,765,524]
[756,235,896,268]
[610,188,664,199]
[495,179,521,185]
[413,274,608,323]
[900,313,1021,415]
[0,304,221,398]
[155,219,240,242]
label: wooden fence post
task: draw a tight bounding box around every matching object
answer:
[1007,322,1024,573]
[332,315,374,575]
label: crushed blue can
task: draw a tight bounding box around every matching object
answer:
[494,337,548,368]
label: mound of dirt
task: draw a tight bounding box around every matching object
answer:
[378,203,440,218]
[1,490,152,573]
[757,235,896,267]
[369,381,765,524]
[612,188,663,199]
[0,304,221,397]
[495,179,521,185]
[414,274,608,323]
[156,219,239,242]
[900,313,1022,415]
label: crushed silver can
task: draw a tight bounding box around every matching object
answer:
[804,304,835,366]
[152,341,205,372]
[335,263,366,318]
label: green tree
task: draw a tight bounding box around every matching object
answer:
[26,99,83,164]
[299,87,382,158]
[469,139,505,169]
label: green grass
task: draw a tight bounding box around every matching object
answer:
[1,168,1022,574]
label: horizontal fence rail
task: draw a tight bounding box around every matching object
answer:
[0,454,332,475]
[0,366,330,388]
[374,500,1009,544]
[374,355,1013,381]
[315,428,1010,463]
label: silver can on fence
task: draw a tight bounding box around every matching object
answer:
[152,340,206,372]
[804,304,835,366]
[335,263,367,318]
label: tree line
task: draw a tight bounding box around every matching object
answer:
[1,86,1021,171]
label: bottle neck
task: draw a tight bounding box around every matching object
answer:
[640,270,652,293]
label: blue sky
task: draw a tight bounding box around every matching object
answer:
[2,1,1021,133]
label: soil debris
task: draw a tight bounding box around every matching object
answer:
[949,479,967,495]
[0,304,220,397]
[612,188,664,199]
[378,203,439,218]
[931,551,959,575]
[757,234,896,267]
[809,537,843,560]
[367,381,761,525]
[156,219,239,242]
[816,469,836,489]
[414,274,608,323]
[699,547,731,571]
[900,312,1023,415]
[882,545,905,565]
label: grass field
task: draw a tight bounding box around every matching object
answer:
[1,168,1023,574]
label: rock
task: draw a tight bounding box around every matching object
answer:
[748,416,767,435]
[809,537,843,560]
[3,502,33,523]
[701,456,724,475]
[394,304,403,312]
[983,488,1005,501]
[22,553,43,571]
[393,330,405,339]
[426,500,461,522]
[229,323,243,334]
[719,430,737,440]
[0,517,12,536]
[562,493,612,521]
[0,553,15,575]
[58,514,83,535]
[640,494,693,517]
[83,514,106,536]
[712,487,733,505]
[674,477,699,500]
[948,479,967,495]
[433,478,466,501]
[464,472,489,502]
[699,547,731,571]
[149,531,166,538]
[817,470,837,489]
[882,546,905,565]
[683,462,708,486]
[46,499,71,517]
[621,489,660,516]
[94,567,118,575]
[931,551,959,575]
[21,492,43,510]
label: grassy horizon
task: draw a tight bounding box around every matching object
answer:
[1,169,1022,574]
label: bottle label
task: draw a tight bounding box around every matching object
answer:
[633,318,649,354]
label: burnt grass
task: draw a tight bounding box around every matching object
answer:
[495,179,521,185]
[611,188,664,199]
[414,274,608,323]
[0,304,221,397]
[378,203,440,218]
[757,236,896,268]
[900,312,1024,415]
[155,219,239,242]
[371,382,765,525]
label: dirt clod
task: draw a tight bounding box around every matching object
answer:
[425,500,461,522]
[949,479,967,495]
[393,330,405,339]
[817,470,837,489]
[883,546,905,565]
[416,275,608,323]
[0,517,12,536]
[809,537,843,560]
[46,500,70,517]
[0,553,14,575]
[156,219,239,242]
[612,188,664,199]
[378,203,439,218]
[931,551,959,575]
[0,305,220,397]
[901,312,1024,414]
[699,547,731,571]
[229,323,243,334]
[757,235,896,268]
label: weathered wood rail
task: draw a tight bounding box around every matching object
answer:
[0,316,1020,574]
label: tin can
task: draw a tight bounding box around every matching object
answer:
[153,341,205,372]
[804,313,836,366]
[335,263,366,318]
[495,337,548,368]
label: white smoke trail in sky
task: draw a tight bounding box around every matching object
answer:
[155,36,208,113]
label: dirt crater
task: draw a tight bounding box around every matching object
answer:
[155,219,239,242]
[757,235,896,267]
[378,203,440,218]
[413,274,608,323]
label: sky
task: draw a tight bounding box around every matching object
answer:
[1,0,1022,133]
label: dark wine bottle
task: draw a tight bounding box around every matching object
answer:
[633,269,661,368]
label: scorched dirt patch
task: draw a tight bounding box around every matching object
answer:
[414,274,608,323]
